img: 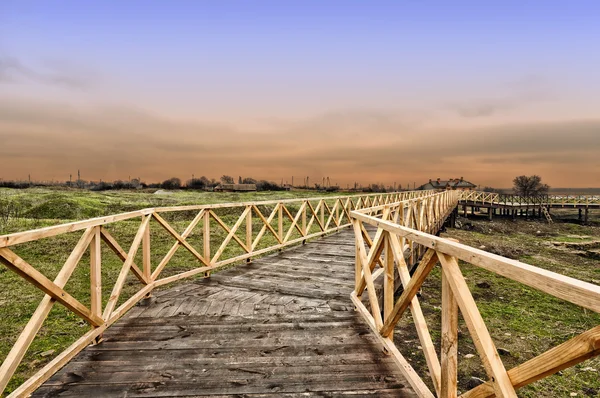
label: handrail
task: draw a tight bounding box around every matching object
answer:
[458,191,600,207]
[349,193,600,397]
[0,190,436,396]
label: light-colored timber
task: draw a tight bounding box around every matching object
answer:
[349,191,600,397]
[0,191,432,396]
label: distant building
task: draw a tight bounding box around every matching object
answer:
[418,177,476,191]
[214,183,257,192]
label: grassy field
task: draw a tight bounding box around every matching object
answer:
[0,187,353,395]
[393,209,600,397]
[1,188,599,396]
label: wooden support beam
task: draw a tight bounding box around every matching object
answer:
[441,268,459,398]
[278,203,283,241]
[0,227,95,394]
[390,236,441,396]
[143,218,151,282]
[246,207,252,254]
[351,292,435,398]
[99,227,147,284]
[150,210,205,280]
[0,247,103,327]
[103,215,151,319]
[211,206,251,263]
[90,226,102,318]
[209,210,251,254]
[203,210,210,262]
[380,249,438,336]
[462,325,600,398]
[352,220,383,328]
[252,204,283,245]
[383,232,394,332]
[438,253,516,397]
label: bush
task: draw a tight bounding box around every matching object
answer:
[161,178,182,190]
[256,180,284,191]
[186,178,206,190]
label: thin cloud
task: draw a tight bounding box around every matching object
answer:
[0,56,88,89]
[448,74,551,118]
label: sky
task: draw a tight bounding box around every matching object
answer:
[1,1,599,188]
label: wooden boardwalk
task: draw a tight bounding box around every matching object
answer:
[33,229,417,397]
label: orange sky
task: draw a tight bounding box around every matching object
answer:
[1,96,599,188]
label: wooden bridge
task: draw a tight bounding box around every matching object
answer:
[458,191,599,222]
[1,190,599,397]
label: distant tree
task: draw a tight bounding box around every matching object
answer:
[186,178,206,190]
[238,176,242,184]
[161,177,182,190]
[221,175,234,184]
[242,177,257,184]
[512,175,549,197]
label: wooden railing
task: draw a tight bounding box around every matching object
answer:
[0,190,437,397]
[459,191,600,207]
[350,193,600,397]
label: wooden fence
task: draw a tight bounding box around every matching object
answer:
[350,194,600,397]
[0,190,436,397]
[459,191,600,207]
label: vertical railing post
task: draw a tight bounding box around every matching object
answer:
[246,206,252,256]
[142,215,151,283]
[302,202,307,236]
[90,226,102,318]
[278,203,283,240]
[383,231,394,337]
[203,211,211,277]
[354,220,362,295]
[441,266,459,397]
[320,200,325,229]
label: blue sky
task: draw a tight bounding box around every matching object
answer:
[1,1,599,186]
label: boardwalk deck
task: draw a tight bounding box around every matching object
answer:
[33,229,417,397]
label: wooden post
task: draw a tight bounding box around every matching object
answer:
[584,208,589,224]
[246,207,252,258]
[90,226,102,319]
[278,203,283,241]
[302,203,307,237]
[441,268,458,398]
[320,201,325,228]
[463,204,467,217]
[355,229,362,295]
[203,211,211,277]
[383,232,394,335]
[579,208,583,221]
[142,216,151,283]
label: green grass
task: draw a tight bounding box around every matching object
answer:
[393,210,600,397]
[0,187,355,395]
